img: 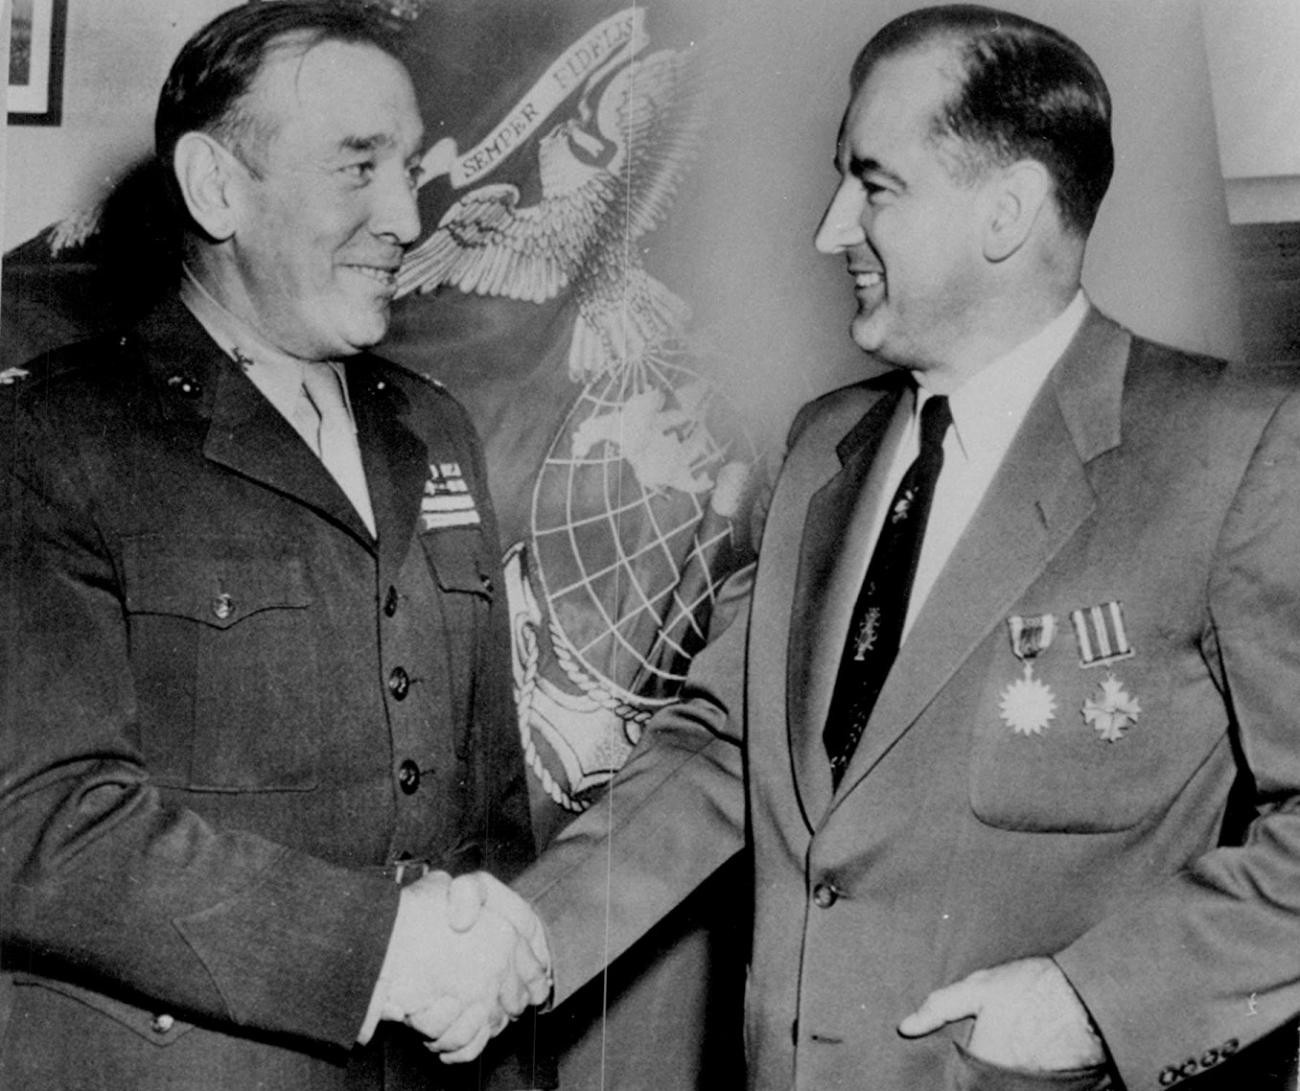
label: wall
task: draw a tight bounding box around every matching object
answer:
[1200,0,1300,360]
[2,0,237,251]
[1202,0,1300,225]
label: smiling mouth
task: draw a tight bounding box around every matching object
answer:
[852,270,883,290]
[344,265,399,291]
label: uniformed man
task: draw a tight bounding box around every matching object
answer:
[0,4,551,1088]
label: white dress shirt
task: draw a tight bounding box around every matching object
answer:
[863,291,1090,641]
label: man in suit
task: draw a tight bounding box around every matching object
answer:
[0,4,552,1088]
[433,4,1300,1088]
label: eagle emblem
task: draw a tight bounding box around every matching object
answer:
[395,34,704,384]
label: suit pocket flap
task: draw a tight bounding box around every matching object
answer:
[122,535,311,629]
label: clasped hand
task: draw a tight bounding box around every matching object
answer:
[371,870,552,1062]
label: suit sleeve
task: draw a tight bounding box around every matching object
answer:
[512,562,752,1005]
[0,382,398,1049]
[1054,386,1300,1090]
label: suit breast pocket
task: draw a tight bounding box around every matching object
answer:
[967,623,1218,833]
[122,535,320,792]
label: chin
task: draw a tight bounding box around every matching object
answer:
[849,316,885,356]
[337,315,390,354]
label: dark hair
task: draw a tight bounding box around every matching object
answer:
[850,4,1113,235]
[155,1,402,210]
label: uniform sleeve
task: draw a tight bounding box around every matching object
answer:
[0,382,399,1050]
[1054,387,1300,1090]
[512,562,752,1005]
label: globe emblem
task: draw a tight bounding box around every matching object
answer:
[506,339,757,811]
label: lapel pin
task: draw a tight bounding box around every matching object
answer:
[999,613,1058,736]
[1083,673,1140,742]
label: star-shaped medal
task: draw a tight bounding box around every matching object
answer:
[999,665,1057,736]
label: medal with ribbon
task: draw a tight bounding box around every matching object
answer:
[999,613,1058,736]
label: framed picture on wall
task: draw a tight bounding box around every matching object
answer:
[7,0,68,126]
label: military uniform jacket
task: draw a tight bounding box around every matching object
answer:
[0,297,541,1090]
[516,308,1300,1090]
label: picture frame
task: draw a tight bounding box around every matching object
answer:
[7,0,68,126]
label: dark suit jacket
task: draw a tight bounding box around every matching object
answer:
[516,308,1300,1090]
[0,297,544,1090]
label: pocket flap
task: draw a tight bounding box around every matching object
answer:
[122,536,310,629]
[421,529,494,598]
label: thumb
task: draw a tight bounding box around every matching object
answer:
[446,873,488,933]
[898,976,984,1039]
[478,874,552,967]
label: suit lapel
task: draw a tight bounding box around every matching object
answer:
[828,308,1132,810]
[788,382,910,825]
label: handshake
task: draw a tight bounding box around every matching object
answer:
[363,870,553,1062]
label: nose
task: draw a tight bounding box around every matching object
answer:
[372,165,422,247]
[814,180,865,254]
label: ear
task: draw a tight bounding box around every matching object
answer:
[982,160,1051,263]
[172,131,243,242]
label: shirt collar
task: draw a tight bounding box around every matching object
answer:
[916,290,1089,465]
[179,266,353,415]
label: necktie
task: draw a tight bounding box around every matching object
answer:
[823,393,952,787]
[296,364,377,537]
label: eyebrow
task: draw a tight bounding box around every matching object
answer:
[339,134,395,155]
[844,155,907,190]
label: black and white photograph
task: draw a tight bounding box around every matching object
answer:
[3,2,1300,1089]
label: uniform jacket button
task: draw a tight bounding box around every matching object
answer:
[387,667,410,700]
[383,585,398,617]
[211,593,234,620]
[397,759,420,795]
[812,882,838,909]
[151,1013,175,1034]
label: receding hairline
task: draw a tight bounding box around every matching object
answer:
[216,31,409,174]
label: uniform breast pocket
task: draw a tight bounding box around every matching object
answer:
[122,535,320,792]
